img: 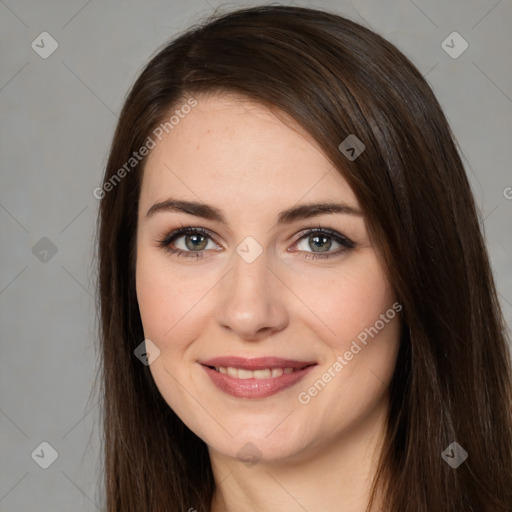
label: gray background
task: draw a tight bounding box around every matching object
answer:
[1,0,511,510]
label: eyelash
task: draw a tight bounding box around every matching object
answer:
[157,225,355,260]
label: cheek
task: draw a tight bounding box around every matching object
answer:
[135,258,174,341]
[135,249,208,343]
[296,254,400,404]
[337,274,393,348]
[304,261,400,421]
[298,253,395,350]
[284,252,399,429]
[135,252,203,417]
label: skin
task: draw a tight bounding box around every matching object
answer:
[135,92,401,512]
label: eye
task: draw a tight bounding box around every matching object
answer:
[292,227,355,260]
[157,227,220,259]
[157,226,355,260]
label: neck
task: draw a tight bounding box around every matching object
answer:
[209,393,389,512]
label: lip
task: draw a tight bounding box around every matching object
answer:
[199,356,317,399]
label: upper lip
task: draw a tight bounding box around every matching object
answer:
[199,356,317,370]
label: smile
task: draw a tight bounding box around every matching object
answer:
[199,357,317,399]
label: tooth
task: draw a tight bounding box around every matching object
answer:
[227,367,239,378]
[253,369,271,379]
[271,368,284,377]
[219,366,298,379]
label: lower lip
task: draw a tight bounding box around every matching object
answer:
[201,364,316,399]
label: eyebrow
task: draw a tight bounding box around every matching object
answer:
[145,199,362,225]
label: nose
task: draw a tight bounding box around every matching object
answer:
[215,249,289,341]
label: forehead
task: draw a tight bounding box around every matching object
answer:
[139,93,359,216]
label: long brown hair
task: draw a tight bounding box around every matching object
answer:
[96,5,512,511]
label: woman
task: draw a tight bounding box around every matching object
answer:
[96,5,512,511]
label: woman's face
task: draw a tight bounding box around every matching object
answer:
[135,93,401,464]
